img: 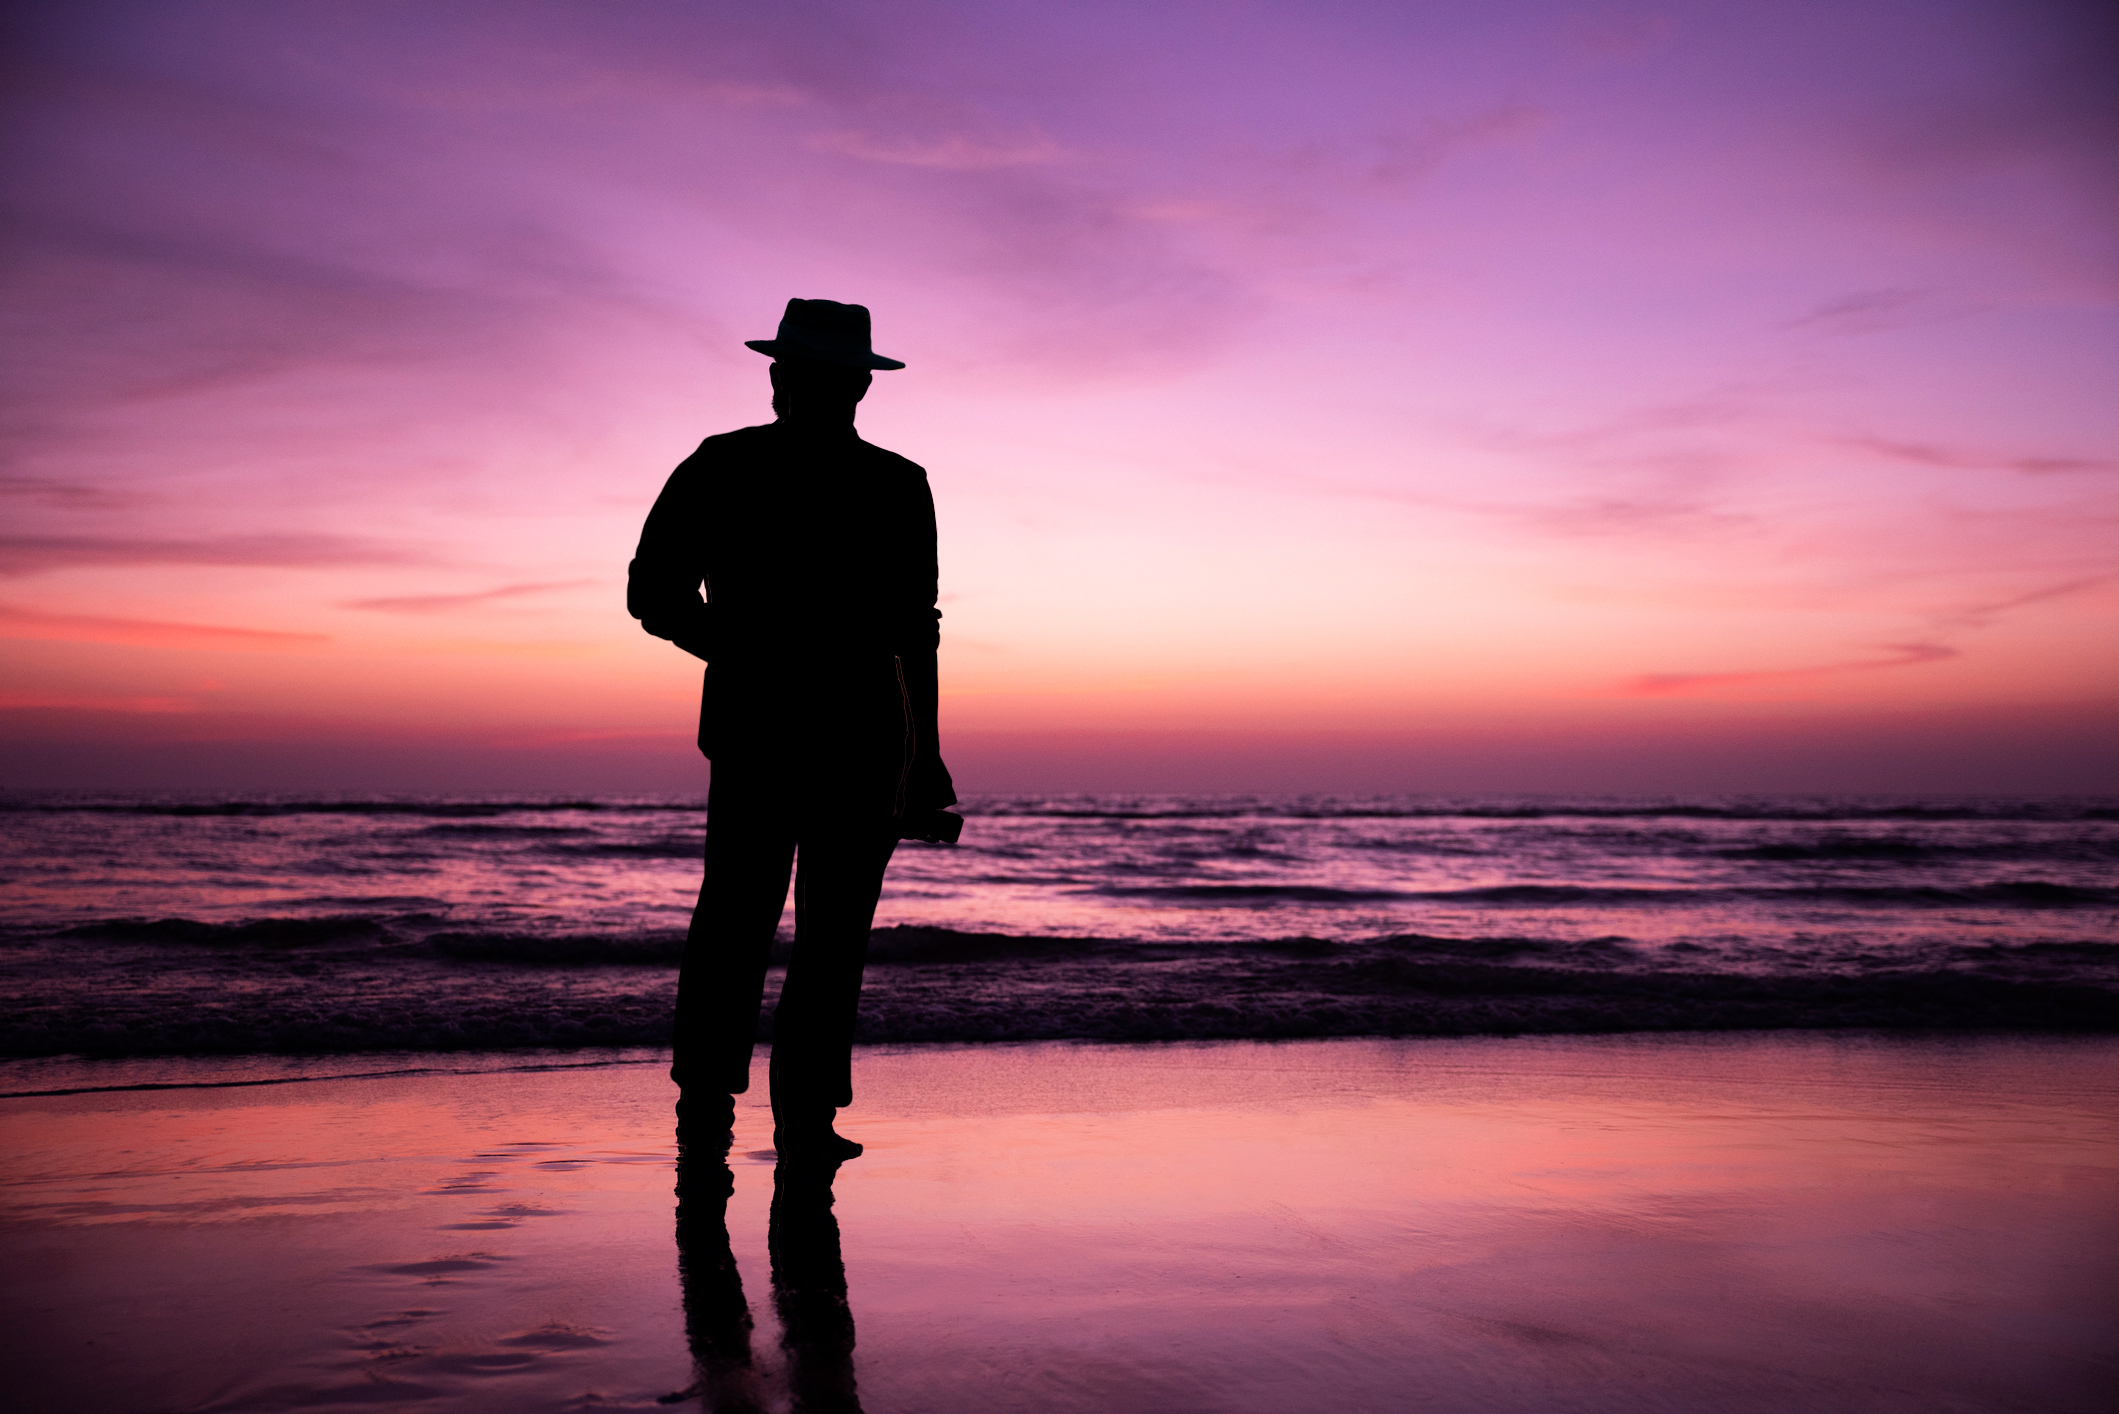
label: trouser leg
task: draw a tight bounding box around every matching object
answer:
[673,776,797,1096]
[769,823,898,1115]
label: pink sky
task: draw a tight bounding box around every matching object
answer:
[4,0,2115,793]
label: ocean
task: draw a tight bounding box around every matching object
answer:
[4,793,2116,1063]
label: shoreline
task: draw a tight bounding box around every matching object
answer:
[6,1025,2117,1101]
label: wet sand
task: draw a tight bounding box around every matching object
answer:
[3,1034,2115,1412]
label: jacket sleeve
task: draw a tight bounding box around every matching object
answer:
[885,460,942,655]
[627,446,715,661]
[896,463,956,811]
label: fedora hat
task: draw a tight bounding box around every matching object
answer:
[745,298,905,370]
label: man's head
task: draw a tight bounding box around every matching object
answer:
[746,297,900,426]
[769,357,872,422]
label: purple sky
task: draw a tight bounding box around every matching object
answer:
[3,1,2114,792]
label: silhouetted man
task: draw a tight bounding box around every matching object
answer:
[630,299,956,1160]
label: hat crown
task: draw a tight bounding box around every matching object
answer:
[779,298,871,354]
[784,298,869,335]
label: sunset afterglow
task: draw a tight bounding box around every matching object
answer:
[5,0,2113,792]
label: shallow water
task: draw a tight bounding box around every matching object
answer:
[5,793,2116,1057]
[4,1035,2114,1412]
[8,792,2116,951]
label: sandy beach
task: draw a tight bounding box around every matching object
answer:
[3,1033,2114,1412]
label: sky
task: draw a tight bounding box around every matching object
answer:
[3,0,2115,794]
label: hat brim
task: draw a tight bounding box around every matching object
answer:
[745,339,905,371]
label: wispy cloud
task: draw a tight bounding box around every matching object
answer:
[1837,435,2119,475]
[1930,574,2116,631]
[0,603,326,652]
[0,535,419,576]
[1567,12,1675,60]
[1782,288,1932,335]
[341,580,593,614]
[1523,493,1756,540]
[0,690,196,713]
[808,129,1068,169]
[1361,106,1546,187]
[1624,642,1958,696]
[0,476,138,510]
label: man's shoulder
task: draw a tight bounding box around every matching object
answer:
[667,424,774,474]
[669,425,926,481]
[854,438,927,479]
[692,423,776,455]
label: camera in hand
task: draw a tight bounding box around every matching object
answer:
[896,810,964,845]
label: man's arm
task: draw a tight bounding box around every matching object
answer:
[899,641,956,812]
[627,447,715,661]
[894,462,956,812]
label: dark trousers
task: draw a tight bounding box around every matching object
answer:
[672,758,898,1114]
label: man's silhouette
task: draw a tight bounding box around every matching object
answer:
[630,299,956,1160]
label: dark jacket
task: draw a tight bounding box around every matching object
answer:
[628,421,954,813]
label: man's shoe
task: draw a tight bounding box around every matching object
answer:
[771,1124,863,1161]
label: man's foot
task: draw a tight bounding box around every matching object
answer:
[771,1123,863,1161]
[676,1092,737,1149]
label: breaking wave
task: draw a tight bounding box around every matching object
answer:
[5,924,2115,1061]
[1090,881,2119,908]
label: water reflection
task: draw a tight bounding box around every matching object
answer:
[670,1153,860,1412]
[771,1158,861,1411]
[670,1154,761,1411]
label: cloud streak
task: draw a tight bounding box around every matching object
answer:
[808,129,1068,169]
[0,603,326,652]
[1624,643,1960,697]
[341,580,594,614]
[1930,575,2117,631]
[1836,435,2119,476]
[1782,288,1933,335]
[0,690,195,714]
[0,535,419,576]
[0,476,139,510]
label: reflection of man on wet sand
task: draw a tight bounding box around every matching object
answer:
[673,1153,861,1412]
[630,299,958,1160]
